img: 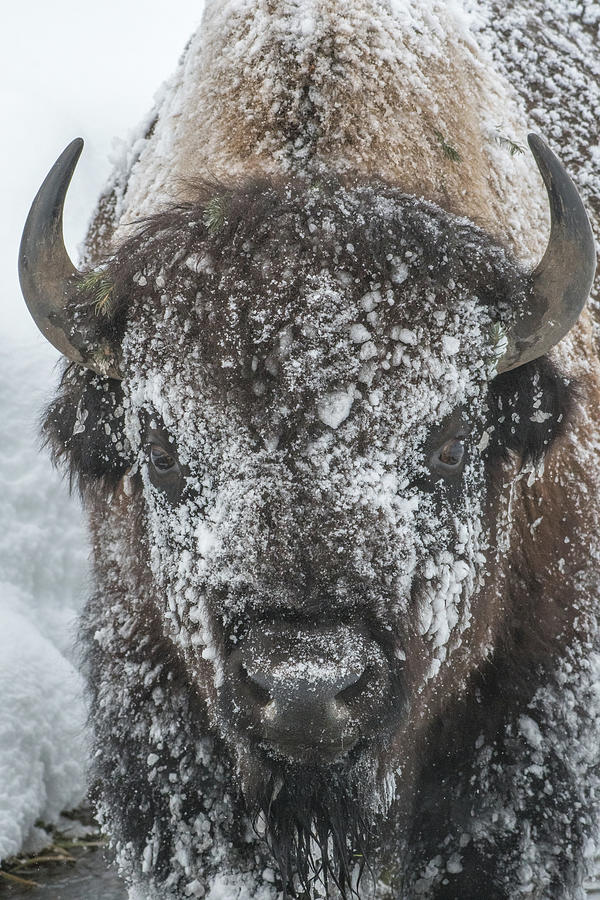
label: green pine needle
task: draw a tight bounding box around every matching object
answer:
[489,322,508,366]
[78,271,116,317]
[434,130,461,164]
[494,128,525,157]
[203,195,229,234]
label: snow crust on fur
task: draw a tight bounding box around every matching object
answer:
[72,0,600,897]
[89,180,507,897]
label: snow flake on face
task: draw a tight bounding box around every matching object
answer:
[390,326,417,345]
[350,323,371,343]
[317,390,354,428]
[441,334,460,356]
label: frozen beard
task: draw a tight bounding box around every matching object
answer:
[112,178,511,895]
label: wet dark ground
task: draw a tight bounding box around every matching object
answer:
[0,847,126,900]
[2,850,600,898]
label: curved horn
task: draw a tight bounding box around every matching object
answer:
[19,139,120,378]
[497,133,597,374]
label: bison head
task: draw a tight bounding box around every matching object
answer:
[21,138,595,894]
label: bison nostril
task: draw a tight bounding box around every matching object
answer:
[335,667,371,706]
[226,625,391,755]
[239,662,272,707]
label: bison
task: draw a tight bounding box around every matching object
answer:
[19,1,600,897]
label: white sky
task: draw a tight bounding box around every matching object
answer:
[1,0,206,338]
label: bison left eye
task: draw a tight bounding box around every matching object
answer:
[431,436,466,475]
[150,444,177,472]
[147,435,184,503]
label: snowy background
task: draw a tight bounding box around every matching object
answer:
[0,0,205,860]
[2,3,600,896]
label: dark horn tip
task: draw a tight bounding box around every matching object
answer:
[64,137,84,152]
[527,133,545,153]
[67,137,84,155]
[497,131,596,374]
[526,133,558,192]
[52,137,85,182]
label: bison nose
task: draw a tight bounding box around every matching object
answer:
[244,658,364,741]
[228,623,390,757]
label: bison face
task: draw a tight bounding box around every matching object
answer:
[43,176,574,890]
[116,184,497,748]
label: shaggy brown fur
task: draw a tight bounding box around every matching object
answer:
[32,0,600,895]
[42,175,592,899]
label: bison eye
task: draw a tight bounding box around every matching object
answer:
[147,439,183,503]
[431,436,466,475]
[150,444,177,472]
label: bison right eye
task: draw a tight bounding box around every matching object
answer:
[150,444,177,472]
[146,436,184,503]
[429,431,468,479]
[437,437,465,468]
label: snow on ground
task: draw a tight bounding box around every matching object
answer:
[0,608,86,860]
[0,337,89,861]
[0,0,205,865]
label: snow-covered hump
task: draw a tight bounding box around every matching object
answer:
[96,0,547,265]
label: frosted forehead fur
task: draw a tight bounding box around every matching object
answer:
[118,180,512,458]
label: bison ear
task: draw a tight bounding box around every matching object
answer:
[19,139,121,379]
[497,134,596,374]
[42,367,131,491]
[488,357,574,466]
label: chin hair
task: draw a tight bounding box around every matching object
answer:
[248,759,373,899]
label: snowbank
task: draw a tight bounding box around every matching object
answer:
[0,609,87,859]
[0,336,89,861]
